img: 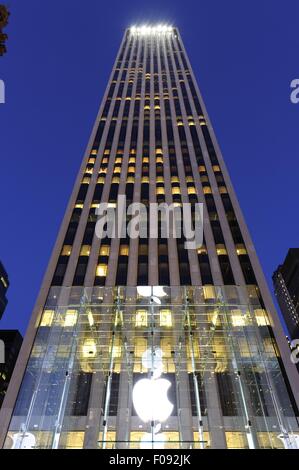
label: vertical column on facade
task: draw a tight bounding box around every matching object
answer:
[127,37,147,286]
[157,35,180,286]
[105,37,142,285]
[148,35,159,285]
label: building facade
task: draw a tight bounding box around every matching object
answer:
[0,331,23,408]
[1,25,299,450]
[273,249,299,341]
[0,261,9,320]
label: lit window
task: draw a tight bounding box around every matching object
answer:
[135,310,147,327]
[104,149,110,155]
[186,176,194,183]
[75,203,84,209]
[171,176,179,183]
[64,309,78,327]
[113,167,121,174]
[188,187,196,195]
[177,121,183,126]
[219,186,228,194]
[61,245,72,256]
[142,176,149,183]
[100,245,110,256]
[88,157,96,164]
[82,176,90,184]
[156,156,163,164]
[203,186,212,194]
[216,244,227,256]
[236,244,247,255]
[96,264,107,277]
[203,286,216,300]
[127,176,135,183]
[199,165,206,173]
[91,203,99,209]
[156,176,164,183]
[82,338,97,358]
[128,166,135,173]
[197,246,207,255]
[213,165,220,172]
[156,148,163,155]
[120,245,129,256]
[143,157,149,163]
[172,187,181,195]
[112,176,120,183]
[80,245,90,256]
[231,310,246,327]
[97,177,105,184]
[254,309,270,326]
[160,309,172,327]
[156,187,165,195]
[91,149,97,155]
[129,157,136,164]
[40,309,55,327]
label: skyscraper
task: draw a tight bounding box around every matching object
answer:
[0,330,23,408]
[273,249,299,341]
[1,25,299,450]
[0,261,9,320]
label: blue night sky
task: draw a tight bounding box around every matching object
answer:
[0,0,298,335]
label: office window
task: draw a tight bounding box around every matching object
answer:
[100,245,110,256]
[96,264,107,277]
[40,310,55,327]
[119,245,129,256]
[80,245,91,256]
[160,309,172,327]
[216,244,227,256]
[135,310,147,327]
[61,245,72,256]
[64,310,78,327]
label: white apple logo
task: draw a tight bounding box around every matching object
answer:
[132,377,173,422]
[132,347,174,449]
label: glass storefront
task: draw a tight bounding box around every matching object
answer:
[4,286,299,449]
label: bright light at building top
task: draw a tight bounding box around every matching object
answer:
[130,25,173,35]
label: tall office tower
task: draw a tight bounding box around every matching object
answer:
[0,331,23,408]
[1,25,299,450]
[273,249,299,341]
[0,261,9,320]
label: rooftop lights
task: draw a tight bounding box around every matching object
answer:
[130,25,173,35]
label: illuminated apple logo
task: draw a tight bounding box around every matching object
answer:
[132,348,173,448]
[132,376,173,422]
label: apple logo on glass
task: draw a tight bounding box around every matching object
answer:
[132,347,174,448]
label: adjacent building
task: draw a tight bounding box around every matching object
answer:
[0,5,9,56]
[1,25,299,450]
[0,331,23,408]
[0,262,9,320]
[273,249,299,341]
